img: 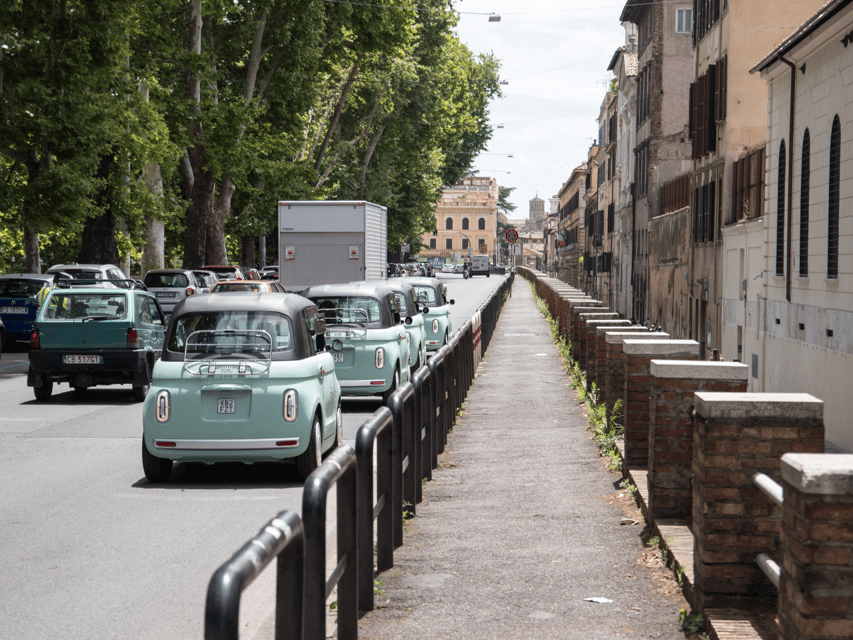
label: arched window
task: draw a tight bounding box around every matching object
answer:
[776,140,786,277]
[828,115,840,279]
[462,217,469,230]
[799,129,810,277]
[478,218,486,230]
[445,217,453,230]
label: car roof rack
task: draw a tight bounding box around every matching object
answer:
[54,278,145,290]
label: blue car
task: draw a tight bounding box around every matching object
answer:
[0,274,58,345]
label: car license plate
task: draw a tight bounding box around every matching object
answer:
[0,306,28,314]
[212,365,238,375]
[333,352,344,363]
[156,292,176,298]
[217,399,236,414]
[63,355,103,365]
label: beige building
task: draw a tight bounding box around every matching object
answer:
[555,163,588,288]
[722,0,853,451]
[420,176,499,263]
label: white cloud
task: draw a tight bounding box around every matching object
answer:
[454,0,626,214]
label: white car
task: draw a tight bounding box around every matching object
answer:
[440,264,453,274]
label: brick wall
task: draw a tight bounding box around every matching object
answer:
[585,320,632,394]
[647,361,748,520]
[604,330,671,427]
[692,393,825,611]
[577,312,617,370]
[779,453,853,640]
[622,340,699,470]
[568,302,602,358]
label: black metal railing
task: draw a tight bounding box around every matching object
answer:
[204,271,515,639]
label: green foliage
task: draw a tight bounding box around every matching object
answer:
[678,609,705,634]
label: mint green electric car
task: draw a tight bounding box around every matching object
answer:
[401,277,455,351]
[28,283,166,401]
[141,292,341,483]
[305,283,410,403]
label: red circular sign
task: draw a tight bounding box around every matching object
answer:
[505,229,519,243]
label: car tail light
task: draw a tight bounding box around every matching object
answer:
[31,328,40,349]
[155,390,171,423]
[375,347,385,369]
[432,319,439,333]
[186,287,195,296]
[283,389,298,422]
[127,328,139,348]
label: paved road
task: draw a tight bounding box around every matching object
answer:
[0,275,504,640]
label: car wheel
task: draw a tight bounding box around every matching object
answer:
[382,365,400,405]
[132,362,151,402]
[296,413,323,481]
[71,384,88,397]
[33,379,53,402]
[141,438,172,483]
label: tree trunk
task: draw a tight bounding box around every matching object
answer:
[241,234,256,269]
[205,177,235,265]
[140,80,165,275]
[78,153,120,264]
[22,202,41,273]
[314,56,363,173]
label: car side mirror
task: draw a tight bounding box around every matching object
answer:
[422,306,429,314]
[405,316,413,325]
[315,333,326,352]
[313,312,326,336]
[393,311,401,325]
[449,299,455,305]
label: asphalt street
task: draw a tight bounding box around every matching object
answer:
[0,274,502,640]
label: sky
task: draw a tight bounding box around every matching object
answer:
[452,0,628,218]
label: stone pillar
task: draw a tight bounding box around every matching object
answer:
[585,319,632,396]
[692,393,824,612]
[622,340,699,470]
[557,293,587,341]
[566,299,600,348]
[779,453,853,640]
[577,312,617,371]
[604,331,671,429]
[647,360,748,520]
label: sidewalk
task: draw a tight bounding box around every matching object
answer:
[357,278,689,639]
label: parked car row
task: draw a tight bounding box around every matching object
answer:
[387,262,435,278]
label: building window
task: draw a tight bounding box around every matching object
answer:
[462,217,469,230]
[429,238,436,250]
[776,140,786,277]
[446,238,453,250]
[676,8,692,33]
[800,129,810,277]
[828,115,840,279]
[462,238,469,250]
[478,218,486,230]
[445,217,453,230]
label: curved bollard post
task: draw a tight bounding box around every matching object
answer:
[205,510,304,640]
[302,446,358,640]
[388,382,416,549]
[355,407,393,612]
[411,366,432,498]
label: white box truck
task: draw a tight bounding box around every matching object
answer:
[469,254,490,277]
[278,201,387,292]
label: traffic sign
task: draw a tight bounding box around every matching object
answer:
[505,228,519,243]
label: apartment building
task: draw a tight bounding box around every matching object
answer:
[724,0,853,451]
[555,163,588,288]
[420,176,499,263]
[620,0,694,326]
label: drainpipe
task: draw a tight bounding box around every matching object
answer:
[780,56,795,303]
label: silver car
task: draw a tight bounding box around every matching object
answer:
[143,269,205,315]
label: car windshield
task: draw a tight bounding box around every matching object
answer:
[212,283,268,292]
[145,273,189,288]
[194,273,215,287]
[314,296,382,324]
[168,311,294,354]
[57,269,102,280]
[43,293,129,320]
[412,285,441,306]
[392,292,411,315]
[0,279,48,298]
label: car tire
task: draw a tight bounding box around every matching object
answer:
[71,384,88,397]
[141,438,172,483]
[382,365,400,405]
[33,379,53,402]
[132,362,151,402]
[296,413,323,481]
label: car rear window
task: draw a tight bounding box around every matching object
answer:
[0,279,48,297]
[52,269,103,280]
[313,296,382,323]
[212,282,267,292]
[144,273,189,288]
[412,286,439,306]
[43,292,129,320]
[168,311,294,354]
[392,292,410,315]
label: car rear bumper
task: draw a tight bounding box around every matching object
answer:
[28,349,150,387]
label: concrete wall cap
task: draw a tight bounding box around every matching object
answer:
[568,300,603,308]
[597,325,657,337]
[606,331,672,344]
[586,319,632,329]
[781,454,853,495]
[579,312,617,319]
[622,339,700,356]
[650,360,749,380]
[693,392,824,420]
